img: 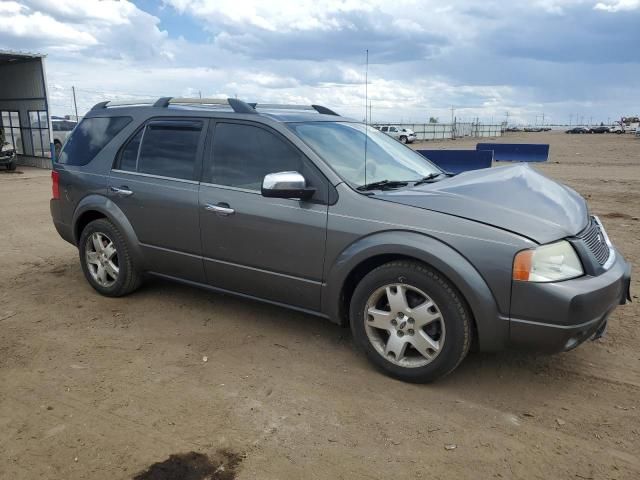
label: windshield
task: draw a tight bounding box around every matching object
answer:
[289,122,439,187]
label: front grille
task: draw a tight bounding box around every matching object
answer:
[577,217,610,265]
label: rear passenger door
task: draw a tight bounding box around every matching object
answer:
[198,120,329,311]
[109,118,207,282]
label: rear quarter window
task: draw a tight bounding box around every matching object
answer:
[58,116,131,166]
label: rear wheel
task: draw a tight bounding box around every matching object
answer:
[79,219,141,296]
[350,261,471,383]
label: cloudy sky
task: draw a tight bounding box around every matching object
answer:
[1,0,638,124]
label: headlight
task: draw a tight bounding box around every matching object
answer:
[513,240,584,282]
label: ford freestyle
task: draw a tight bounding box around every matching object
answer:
[50,97,632,382]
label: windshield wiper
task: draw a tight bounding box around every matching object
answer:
[356,180,409,192]
[413,172,453,186]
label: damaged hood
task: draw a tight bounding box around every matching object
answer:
[374,164,589,244]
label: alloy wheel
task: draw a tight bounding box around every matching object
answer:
[85,232,119,288]
[364,283,445,368]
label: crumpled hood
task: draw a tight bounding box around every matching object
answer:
[374,164,589,244]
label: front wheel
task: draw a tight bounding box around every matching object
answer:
[350,261,471,383]
[399,135,408,144]
[78,218,141,297]
[7,159,16,171]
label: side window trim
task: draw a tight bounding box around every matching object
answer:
[135,124,146,172]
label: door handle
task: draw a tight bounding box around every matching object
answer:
[205,203,235,215]
[110,186,134,197]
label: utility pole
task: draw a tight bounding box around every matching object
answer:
[72,86,79,121]
[198,90,202,99]
[505,111,510,125]
[569,114,573,126]
[369,101,372,125]
[541,112,545,127]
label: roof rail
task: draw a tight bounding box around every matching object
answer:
[90,97,257,114]
[88,97,339,116]
[252,103,340,116]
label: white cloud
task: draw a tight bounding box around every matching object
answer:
[594,0,640,11]
[0,2,97,51]
[0,0,168,59]
[1,0,638,125]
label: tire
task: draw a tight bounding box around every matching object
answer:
[350,261,471,383]
[54,141,62,159]
[78,218,142,297]
[399,136,408,144]
[7,160,16,171]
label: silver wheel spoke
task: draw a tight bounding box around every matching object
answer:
[86,251,100,265]
[410,330,440,358]
[103,242,116,260]
[96,264,108,285]
[92,233,104,253]
[384,333,409,361]
[410,301,441,328]
[386,285,409,313]
[104,261,119,279]
[366,307,393,330]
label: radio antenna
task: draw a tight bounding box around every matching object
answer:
[364,49,369,186]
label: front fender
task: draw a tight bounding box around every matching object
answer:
[73,194,145,268]
[323,230,509,352]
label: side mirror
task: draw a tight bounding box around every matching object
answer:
[261,171,316,200]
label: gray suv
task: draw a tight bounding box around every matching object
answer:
[50,97,631,382]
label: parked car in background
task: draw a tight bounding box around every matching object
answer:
[0,127,17,171]
[50,97,631,383]
[590,126,610,134]
[636,126,640,137]
[378,125,417,144]
[52,118,78,157]
[610,118,640,134]
[566,126,591,134]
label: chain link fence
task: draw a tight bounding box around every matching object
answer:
[381,123,503,141]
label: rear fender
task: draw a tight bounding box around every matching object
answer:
[73,194,145,268]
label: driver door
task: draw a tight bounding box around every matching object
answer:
[198,120,329,311]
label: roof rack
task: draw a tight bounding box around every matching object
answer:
[90,97,257,114]
[251,103,339,116]
[89,97,339,116]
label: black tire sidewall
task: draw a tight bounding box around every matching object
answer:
[399,136,408,144]
[350,262,470,382]
[78,219,132,296]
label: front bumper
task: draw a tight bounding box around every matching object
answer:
[509,250,631,353]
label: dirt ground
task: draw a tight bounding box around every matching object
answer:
[1,131,639,480]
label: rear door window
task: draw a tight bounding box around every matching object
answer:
[137,121,203,180]
[115,120,204,181]
[58,116,131,166]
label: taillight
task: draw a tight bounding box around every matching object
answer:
[51,170,60,199]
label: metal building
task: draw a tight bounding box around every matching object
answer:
[0,50,52,168]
